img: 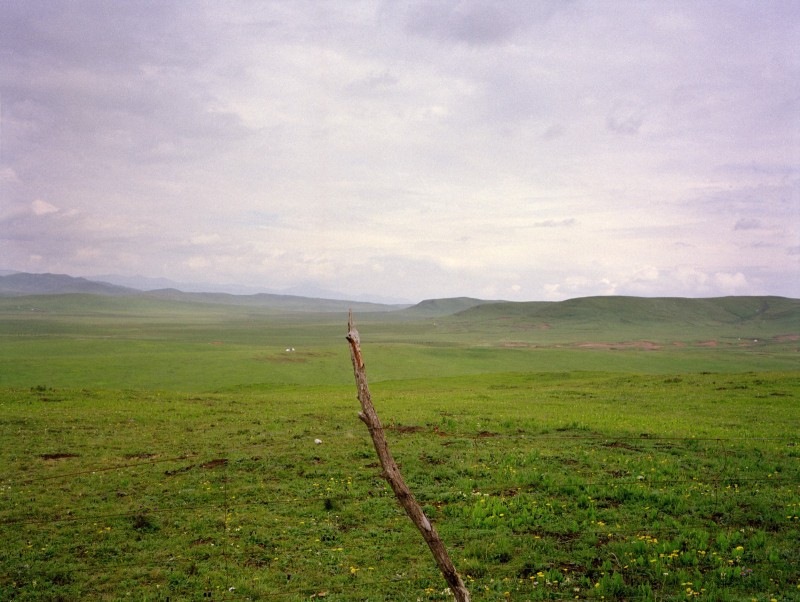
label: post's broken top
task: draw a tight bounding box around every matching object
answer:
[346,310,363,369]
[347,309,358,341]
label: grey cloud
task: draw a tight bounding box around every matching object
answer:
[716,163,800,178]
[345,71,400,97]
[734,218,762,231]
[1,2,254,215]
[477,69,551,124]
[0,1,208,71]
[1,2,797,300]
[0,207,134,275]
[1,204,130,245]
[404,2,524,45]
[687,183,799,221]
[401,0,564,45]
[542,124,566,140]
[606,101,645,135]
[750,241,780,248]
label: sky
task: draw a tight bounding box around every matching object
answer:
[1,1,798,302]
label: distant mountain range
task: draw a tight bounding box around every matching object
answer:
[1,272,799,328]
[0,271,412,313]
[0,272,137,296]
[91,273,411,304]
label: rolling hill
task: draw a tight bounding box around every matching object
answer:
[425,295,800,346]
[0,272,136,296]
[1,273,798,337]
[450,295,800,327]
[0,272,407,313]
[395,296,497,317]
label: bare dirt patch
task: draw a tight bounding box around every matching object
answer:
[602,441,641,451]
[387,424,425,434]
[164,458,228,476]
[165,465,194,476]
[40,453,79,460]
[577,341,660,350]
[255,351,334,364]
[260,355,310,363]
[191,537,214,546]
[519,322,552,330]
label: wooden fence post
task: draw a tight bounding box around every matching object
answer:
[346,311,471,602]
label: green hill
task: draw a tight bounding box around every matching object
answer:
[0,272,135,296]
[454,295,799,326]
[396,297,496,318]
[437,295,800,344]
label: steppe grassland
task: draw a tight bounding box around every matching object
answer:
[1,295,798,390]
[0,296,798,600]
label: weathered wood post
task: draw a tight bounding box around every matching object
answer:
[346,311,471,602]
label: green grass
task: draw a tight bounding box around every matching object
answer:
[1,294,798,391]
[0,294,798,600]
[1,373,798,600]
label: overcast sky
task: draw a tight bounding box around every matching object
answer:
[1,1,798,302]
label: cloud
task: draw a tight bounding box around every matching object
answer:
[543,276,618,300]
[31,199,59,215]
[190,233,222,246]
[734,218,762,231]
[713,271,748,293]
[606,100,645,135]
[0,167,20,183]
[532,218,577,228]
[345,71,400,97]
[0,2,796,301]
[541,265,760,300]
[542,124,566,140]
[402,0,554,45]
[185,256,211,270]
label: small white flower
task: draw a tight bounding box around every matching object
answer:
[314,439,323,445]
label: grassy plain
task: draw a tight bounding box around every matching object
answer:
[0,294,798,600]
